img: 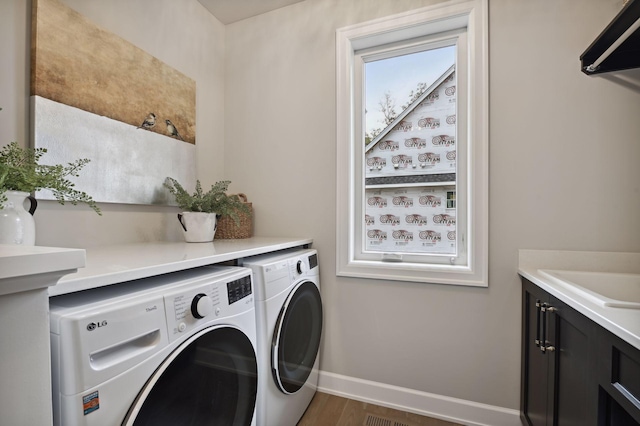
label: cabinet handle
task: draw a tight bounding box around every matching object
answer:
[535,300,542,347]
[540,303,556,354]
[541,302,547,352]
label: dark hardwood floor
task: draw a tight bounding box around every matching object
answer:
[297,392,462,426]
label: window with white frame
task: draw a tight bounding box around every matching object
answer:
[336,0,488,286]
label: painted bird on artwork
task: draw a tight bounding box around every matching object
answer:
[165,119,184,140]
[137,113,156,130]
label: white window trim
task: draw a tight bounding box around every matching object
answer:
[336,0,488,287]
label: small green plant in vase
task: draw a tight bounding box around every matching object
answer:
[0,142,101,214]
[164,177,250,242]
[0,141,100,245]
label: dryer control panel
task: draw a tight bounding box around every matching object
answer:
[245,248,319,302]
[289,252,319,278]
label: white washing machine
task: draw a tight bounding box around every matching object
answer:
[244,249,322,426]
[49,266,258,426]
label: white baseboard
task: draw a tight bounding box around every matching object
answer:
[317,371,521,426]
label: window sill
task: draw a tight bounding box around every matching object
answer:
[337,258,488,287]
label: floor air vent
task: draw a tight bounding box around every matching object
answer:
[363,413,411,426]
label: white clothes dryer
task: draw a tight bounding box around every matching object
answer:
[243,249,322,426]
[49,266,258,426]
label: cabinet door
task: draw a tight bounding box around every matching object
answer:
[521,279,597,426]
[547,295,598,426]
[521,280,553,426]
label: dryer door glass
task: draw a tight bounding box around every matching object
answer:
[124,326,257,426]
[272,280,323,394]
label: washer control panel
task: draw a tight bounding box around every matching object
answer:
[191,293,214,318]
[227,274,252,305]
[164,269,253,342]
[166,284,220,338]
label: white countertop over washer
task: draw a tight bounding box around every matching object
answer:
[519,249,640,351]
[50,237,312,296]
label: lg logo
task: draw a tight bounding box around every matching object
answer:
[86,320,108,331]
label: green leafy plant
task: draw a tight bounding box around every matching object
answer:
[164,177,250,226]
[0,142,101,214]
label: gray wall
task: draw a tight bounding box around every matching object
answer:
[223,0,640,409]
[1,0,639,412]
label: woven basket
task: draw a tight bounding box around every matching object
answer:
[215,193,253,239]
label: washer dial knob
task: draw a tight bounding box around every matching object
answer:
[191,293,213,319]
[296,260,306,275]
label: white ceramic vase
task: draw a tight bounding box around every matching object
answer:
[0,191,38,245]
[177,212,217,243]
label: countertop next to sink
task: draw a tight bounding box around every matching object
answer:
[519,249,640,351]
[49,237,313,296]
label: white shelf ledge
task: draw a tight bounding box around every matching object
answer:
[0,245,85,296]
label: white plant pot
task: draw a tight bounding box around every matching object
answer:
[0,191,38,245]
[177,212,217,243]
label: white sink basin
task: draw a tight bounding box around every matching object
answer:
[538,269,640,309]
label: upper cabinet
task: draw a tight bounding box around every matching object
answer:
[580,0,640,75]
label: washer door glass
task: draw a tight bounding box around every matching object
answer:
[123,326,257,426]
[272,280,323,394]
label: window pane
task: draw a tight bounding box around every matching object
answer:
[336,0,488,285]
[364,46,456,256]
[365,185,456,254]
[365,47,455,143]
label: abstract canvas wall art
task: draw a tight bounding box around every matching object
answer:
[30,0,196,205]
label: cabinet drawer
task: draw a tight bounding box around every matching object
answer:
[612,345,640,407]
[599,328,640,423]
